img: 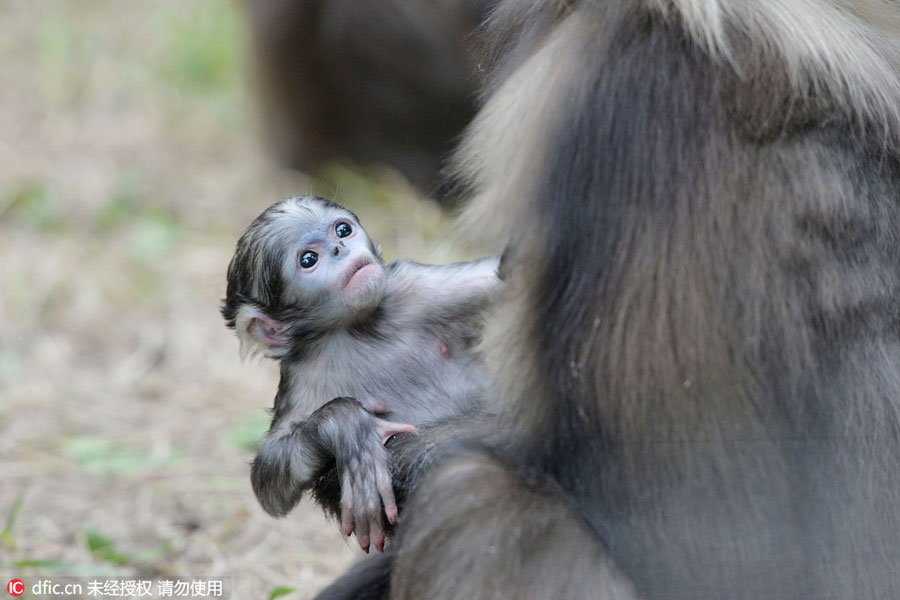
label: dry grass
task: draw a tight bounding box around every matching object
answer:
[0,1,468,597]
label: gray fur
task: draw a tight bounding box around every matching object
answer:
[222,196,500,551]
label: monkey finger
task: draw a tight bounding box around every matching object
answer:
[378,475,399,524]
[342,508,355,538]
[354,506,371,553]
[366,498,385,553]
[340,473,355,537]
[371,522,386,553]
[373,418,416,444]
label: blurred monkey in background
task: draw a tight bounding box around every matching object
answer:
[243,0,495,197]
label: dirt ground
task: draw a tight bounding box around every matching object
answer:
[0,1,469,597]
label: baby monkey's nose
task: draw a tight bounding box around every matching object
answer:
[333,246,340,257]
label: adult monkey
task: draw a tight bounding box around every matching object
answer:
[315,0,900,598]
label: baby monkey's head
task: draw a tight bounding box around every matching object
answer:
[222,196,386,359]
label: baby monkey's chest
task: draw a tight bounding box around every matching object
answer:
[294,330,482,425]
[311,330,459,389]
[349,334,469,403]
[359,331,460,384]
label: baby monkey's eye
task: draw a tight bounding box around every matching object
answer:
[335,222,353,238]
[299,251,318,269]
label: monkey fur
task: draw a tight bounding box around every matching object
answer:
[222,195,499,552]
[311,0,900,598]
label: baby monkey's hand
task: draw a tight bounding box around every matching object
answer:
[313,397,415,553]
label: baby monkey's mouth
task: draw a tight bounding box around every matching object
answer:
[341,256,375,289]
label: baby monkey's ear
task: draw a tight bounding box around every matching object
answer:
[234,305,290,360]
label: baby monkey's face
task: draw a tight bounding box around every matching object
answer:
[283,207,387,321]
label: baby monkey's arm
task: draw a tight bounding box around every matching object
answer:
[389,256,502,320]
[251,397,414,553]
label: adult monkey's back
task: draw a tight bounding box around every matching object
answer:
[320,1,900,598]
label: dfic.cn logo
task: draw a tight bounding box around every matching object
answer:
[6,579,24,597]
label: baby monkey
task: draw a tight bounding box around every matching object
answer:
[222,196,499,552]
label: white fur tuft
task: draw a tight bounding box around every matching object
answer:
[234,305,288,361]
[652,0,900,138]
